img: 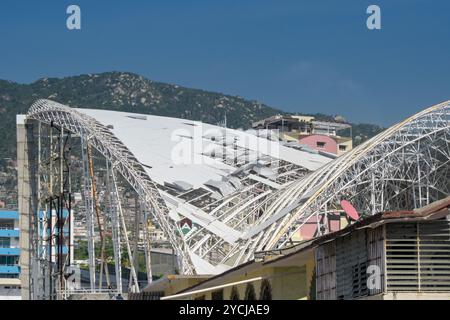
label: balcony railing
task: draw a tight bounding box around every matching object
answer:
[0,265,20,274]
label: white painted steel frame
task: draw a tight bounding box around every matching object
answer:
[247,101,450,252]
[26,99,450,275]
[27,99,195,274]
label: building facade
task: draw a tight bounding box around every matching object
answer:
[0,210,21,300]
[315,197,450,300]
[252,115,353,156]
[141,197,450,300]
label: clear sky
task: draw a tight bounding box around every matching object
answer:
[0,0,449,126]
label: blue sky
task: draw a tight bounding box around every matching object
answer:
[0,0,449,125]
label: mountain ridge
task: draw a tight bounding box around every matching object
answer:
[0,71,384,159]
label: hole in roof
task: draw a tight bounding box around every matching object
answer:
[183,122,197,127]
[177,134,193,140]
[126,115,148,121]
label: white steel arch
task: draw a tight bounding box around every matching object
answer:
[243,101,450,254]
[26,99,450,275]
[27,99,195,274]
[26,99,328,275]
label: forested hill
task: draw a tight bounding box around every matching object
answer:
[0,72,384,158]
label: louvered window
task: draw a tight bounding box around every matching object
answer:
[386,218,450,292]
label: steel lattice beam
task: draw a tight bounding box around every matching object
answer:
[27,100,195,274]
[25,99,450,275]
[246,101,450,253]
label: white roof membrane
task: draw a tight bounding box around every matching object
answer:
[77,109,331,190]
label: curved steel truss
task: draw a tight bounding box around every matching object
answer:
[244,101,450,253]
[26,99,450,276]
[26,99,318,275]
[27,99,195,275]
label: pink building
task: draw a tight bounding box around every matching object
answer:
[298,135,338,154]
[252,115,353,156]
[297,214,342,240]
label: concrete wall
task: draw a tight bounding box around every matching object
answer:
[337,139,353,156]
[189,264,313,300]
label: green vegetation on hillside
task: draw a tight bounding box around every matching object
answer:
[0,72,384,158]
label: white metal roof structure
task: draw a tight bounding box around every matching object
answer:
[24,99,450,278]
[78,108,328,189]
[25,99,332,275]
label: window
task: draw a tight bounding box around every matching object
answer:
[0,274,19,279]
[335,230,369,299]
[316,141,326,148]
[0,237,10,248]
[386,220,450,292]
[0,256,17,266]
[229,286,240,300]
[0,220,14,229]
[339,145,347,151]
[259,280,272,300]
[211,289,224,300]
[245,284,256,300]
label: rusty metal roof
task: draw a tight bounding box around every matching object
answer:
[261,196,450,265]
